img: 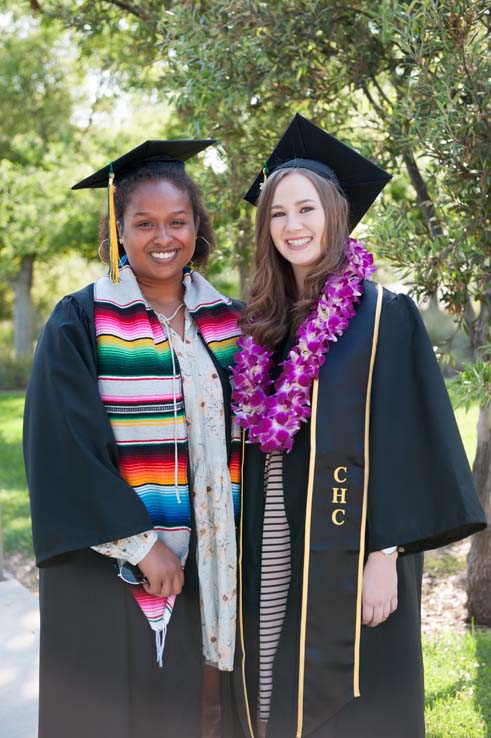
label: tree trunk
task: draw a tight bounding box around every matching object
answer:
[402,151,443,240]
[467,403,491,625]
[401,152,441,310]
[12,254,34,359]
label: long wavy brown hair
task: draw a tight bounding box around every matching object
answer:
[242,167,349,349]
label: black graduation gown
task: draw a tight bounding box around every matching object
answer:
[235,284,486,738]
[23,286,241,738]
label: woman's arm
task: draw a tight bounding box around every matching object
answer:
[92,531,184,597]
[92,529,157,564]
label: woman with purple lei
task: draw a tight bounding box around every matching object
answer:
[231,114,485,738]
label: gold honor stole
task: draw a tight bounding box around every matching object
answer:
[238,281,384,738]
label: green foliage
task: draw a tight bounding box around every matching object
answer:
[0,14,74,165]
[450,352,491,411]
[0,11,101,288]
[32,254,105,329]
[0,356,32,391]
[370,1,490,302]
[0,160,84,279]
[420,305,473,373]
[0,323,31,390]
[0,281,12,320]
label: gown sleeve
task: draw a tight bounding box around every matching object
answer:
[91,529,157,565]
[24,291,154,566]
[367,291,486,554]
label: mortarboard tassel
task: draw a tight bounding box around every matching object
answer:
[259,164,269,192]
[107,163,120,284]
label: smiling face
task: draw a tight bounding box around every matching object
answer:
[118,179,198,292]
[269,172,327,291]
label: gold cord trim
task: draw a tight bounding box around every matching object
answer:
[296,378,319,738]
[353,282,384,696]
[239,430,255,738]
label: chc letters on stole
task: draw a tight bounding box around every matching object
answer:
[331,466,348,526]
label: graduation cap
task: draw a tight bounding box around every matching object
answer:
[244,114,391,231]
[72,139,215,190]
[72,139,215,282]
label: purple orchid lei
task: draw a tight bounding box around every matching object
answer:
[231,238,376,453]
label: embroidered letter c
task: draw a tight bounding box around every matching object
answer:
[333,466,348,484]
[332,509,346,526]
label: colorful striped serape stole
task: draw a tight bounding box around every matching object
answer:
[94,265,242,663]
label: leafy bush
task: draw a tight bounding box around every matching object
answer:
[0,355,32,390]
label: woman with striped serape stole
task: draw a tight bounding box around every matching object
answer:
[24,141,243,738]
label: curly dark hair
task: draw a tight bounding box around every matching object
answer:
[98,162,215,268]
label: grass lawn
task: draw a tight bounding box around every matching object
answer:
[424,629,491,738]
[0,391,31,554]
[454,403,479,467]
[0,390,489,733]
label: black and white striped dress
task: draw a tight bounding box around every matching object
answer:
[258,451,292,723]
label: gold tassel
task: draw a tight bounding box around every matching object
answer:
[259,165,269,192]
[108,168,120,284]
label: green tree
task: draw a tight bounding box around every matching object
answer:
[0,13,96,356]
[364,1,491,623]
[0,7,176,355]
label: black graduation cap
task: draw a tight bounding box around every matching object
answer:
[244,114,391,231]
[72,139,215,190]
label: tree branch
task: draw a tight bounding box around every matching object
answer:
[402,151,443,238]
[372,76,394,111]
[100,0,154,22]
[361,81,387,121]
[460,36,486,119]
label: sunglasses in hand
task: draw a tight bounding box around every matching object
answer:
[114,560,149,586]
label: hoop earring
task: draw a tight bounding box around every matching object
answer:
[197,234,211,248]
[98,238,109,262]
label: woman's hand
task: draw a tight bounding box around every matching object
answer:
[362,551,398,627]
[138,540,184,597]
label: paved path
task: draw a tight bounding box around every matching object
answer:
[0,577,39,738]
